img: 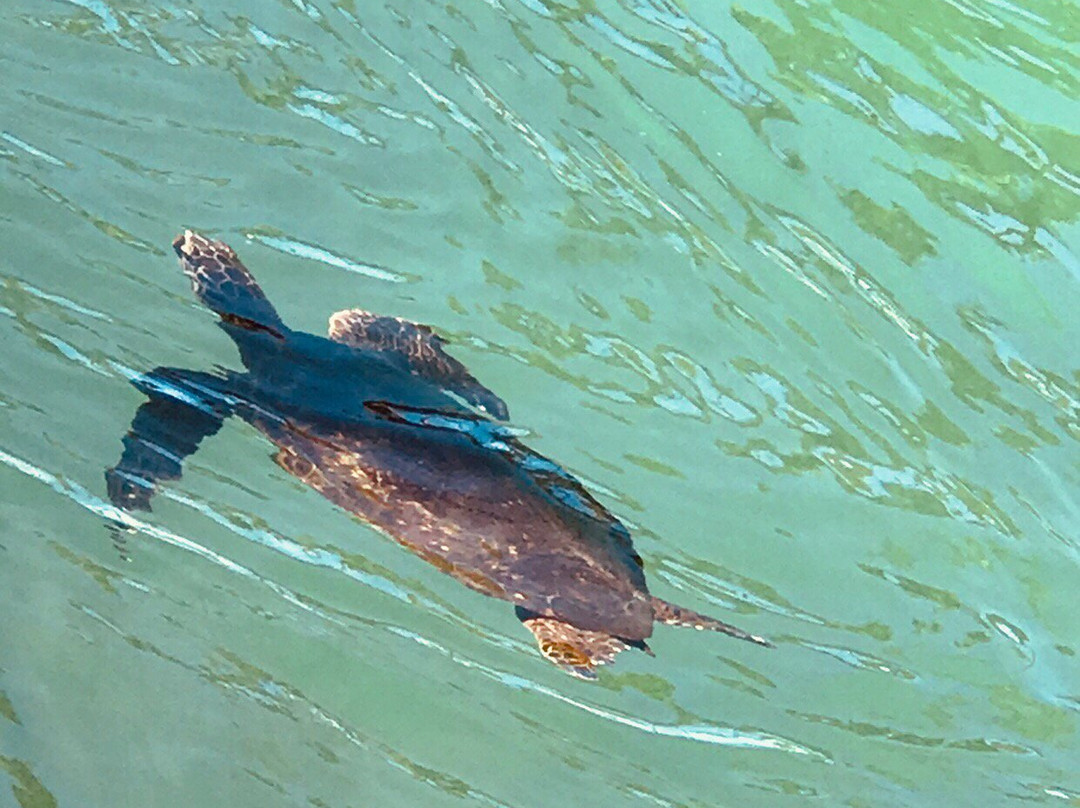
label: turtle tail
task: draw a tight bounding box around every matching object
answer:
[651,597,773,648]
[173,230,286,337]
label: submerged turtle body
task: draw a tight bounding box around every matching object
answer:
[107,231,769,678]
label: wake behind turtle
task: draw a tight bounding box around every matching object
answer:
[106,231,770,678]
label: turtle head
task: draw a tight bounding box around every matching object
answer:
[173,230,286,338]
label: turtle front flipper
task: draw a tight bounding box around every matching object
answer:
[106,367,232,511]
[517,607,643,679]
[173,231,287,337]
[328,308,509,420]
[652,597,773,648]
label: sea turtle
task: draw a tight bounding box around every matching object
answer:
[106,231,770,678]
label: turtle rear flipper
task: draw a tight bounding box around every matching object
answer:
[173,231,286,337]
[652,597,773,648]
[517,607,644,679]
[328,308,509,420]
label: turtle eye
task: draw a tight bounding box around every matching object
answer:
[219,312,284,340]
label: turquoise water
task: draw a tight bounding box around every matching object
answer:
[2,0,1077,805]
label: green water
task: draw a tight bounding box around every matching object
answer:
[1,0,1077,805]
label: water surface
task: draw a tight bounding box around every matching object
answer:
[1,0,1077,806]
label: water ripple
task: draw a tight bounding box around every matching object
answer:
[245,231,411,282]
[1,444,822,760]
[390,626,830,760]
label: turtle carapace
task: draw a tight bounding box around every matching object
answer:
[106,231,770,678]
